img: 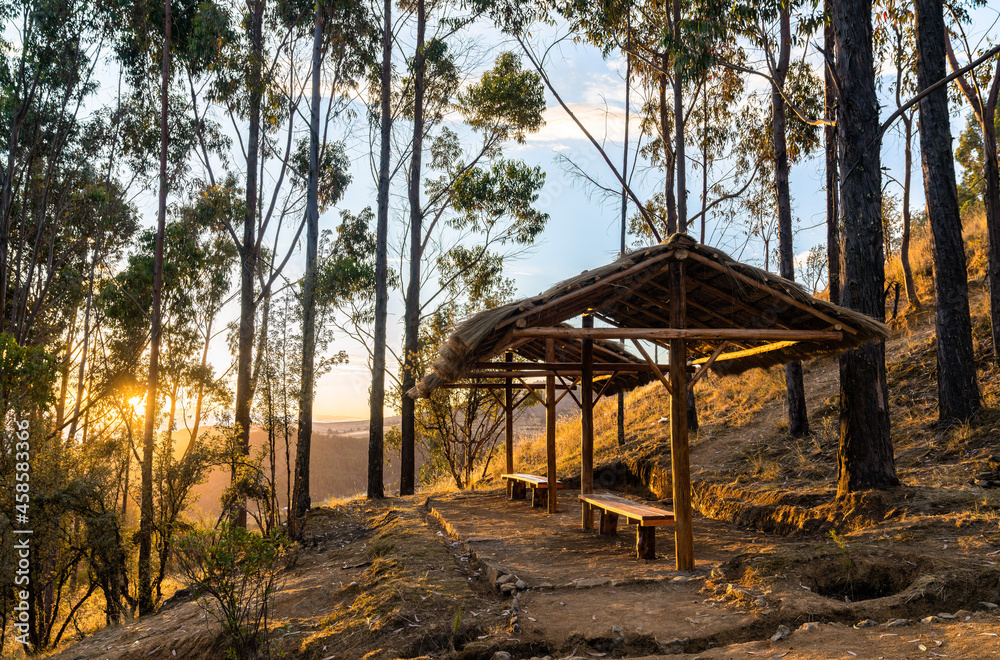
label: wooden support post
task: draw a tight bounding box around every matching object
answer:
[670,261,695,571]
[546,338,557,514]
[637,526,656,560]
[531,487,543,507]
[599,510,619,536]
[581,315,594,530]
[505,351,514,498]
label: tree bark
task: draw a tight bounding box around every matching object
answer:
[900,114,920,306]
[138,0,170,615]
[946,41,1000,360]
[233,0,265,527]
[833,0,898,494]
[983,114,1000,360]
[914,0,981,423]
[772,8,809,438]
[673,0,686,233]
[824,0,840,305]
[293,1,323,531]
[368,0,392,499]
[660,58,677,235]
[400,0,426,496]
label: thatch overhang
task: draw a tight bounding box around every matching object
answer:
[410,321,657,399]
[411,233,889,398]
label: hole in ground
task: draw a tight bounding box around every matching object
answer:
[808,557,920,603]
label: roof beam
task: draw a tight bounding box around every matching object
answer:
[512,328,844,341]
[684,251,857,334]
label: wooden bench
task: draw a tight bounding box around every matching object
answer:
[501,473,564,508]
[579,493,674,559]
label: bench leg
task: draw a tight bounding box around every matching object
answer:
[531,487,543,507]
[506,480,513,499]
[582,502,594,530]
[599,510,619,536]
[511,482,526,500]
[637,526,655,560]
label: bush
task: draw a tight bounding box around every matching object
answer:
[175,525,287,660]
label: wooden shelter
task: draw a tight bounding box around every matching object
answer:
[410,234,889,570]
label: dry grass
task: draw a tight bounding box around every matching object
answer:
[506,364,788,479]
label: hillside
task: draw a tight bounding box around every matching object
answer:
[43,246,1000,660]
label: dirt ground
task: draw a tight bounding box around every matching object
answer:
[42,289,1000,659]
[43,483,1000,660]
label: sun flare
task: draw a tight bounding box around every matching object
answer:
[128,394,147,419]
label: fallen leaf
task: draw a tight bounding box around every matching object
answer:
[919,644,928,651]
[847,652,857,657]
[587,653,607,657]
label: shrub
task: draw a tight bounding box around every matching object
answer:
[175,525,287,659]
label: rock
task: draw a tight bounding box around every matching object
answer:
[515,579,527,590]
[753,597,768,609]
[658,637,688,654]
[937,612,958,620]
[500,583,517,594]
[612,624,623,637]
[854,619,878,629]
[497,574,515,586]
[491,653,512,660]
[955,609,972,619]
[980,601,998,610]
[770,625,790,642]
[885,618,911,628]
[574,577,610,589]
[796,622,821,633]
[921,616,941,624]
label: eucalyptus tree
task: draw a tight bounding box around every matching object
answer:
[733,0,823,438]
[874,0,920,308]
[396,47,548,494]
[912,0,981,424]
[946,9,1000,362]
[833,0,898,493]
[286,0,376,528]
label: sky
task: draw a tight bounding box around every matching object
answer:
[116,5,999,423]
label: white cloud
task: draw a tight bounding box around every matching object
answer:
[527,103,643,145]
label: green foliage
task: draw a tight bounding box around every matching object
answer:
[175,524,289,659]
[956,111,1000,211]
[457,52,545,143]
[292,139,352,213]
[449,160,548,245]
[0,333,57,413]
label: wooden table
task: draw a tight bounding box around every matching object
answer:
[579,493,675,559]
[501,473,564,508]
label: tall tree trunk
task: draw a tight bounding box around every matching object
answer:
[914,0,981,423]
[138,0,171,615]
[673,0,686,233]
[233,0,265,527]
[983,114,1000,360]
[292,0,323,532]
[400,0,426,497]
[824,0,840,305]
[900,114,920,307]
[619,47,630,448]
[772,9,809,438]
[946,42,1000,359]
[833,0,898,495]
[368,0,392,499]
[659,57,677,235]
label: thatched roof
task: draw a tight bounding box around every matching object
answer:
[409,321,657,398]
[411,234,889,398]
